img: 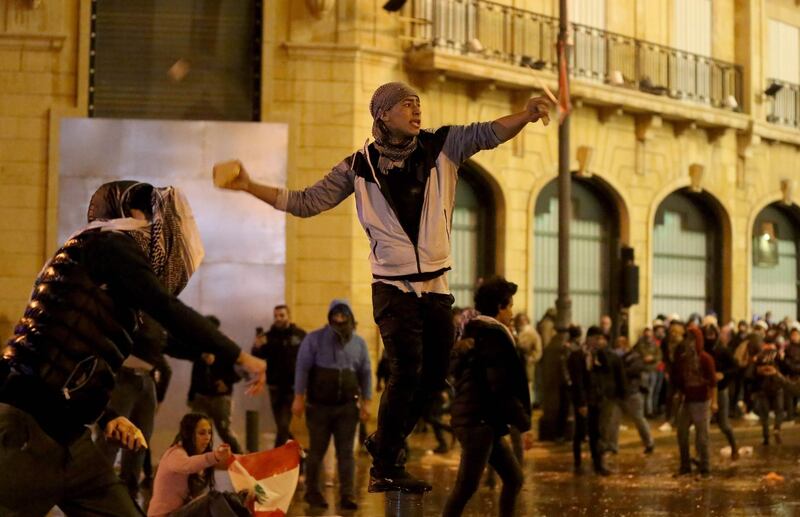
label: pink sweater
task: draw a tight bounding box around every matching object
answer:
[147,445,219,516]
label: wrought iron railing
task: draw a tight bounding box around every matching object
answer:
[405,0,743,111]
[766,79,800,128]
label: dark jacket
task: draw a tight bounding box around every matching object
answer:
[252,323,306,390]
[753,344,784,395]
[188,356,242,401]
[782,342,800,378]
[622,349,646,396]
[709,340,737,391]
[568,347,625,408]
[1,230,240,444]
[449,317,531,435]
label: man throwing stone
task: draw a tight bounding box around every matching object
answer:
[220,82,549,493]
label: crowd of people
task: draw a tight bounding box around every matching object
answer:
[4,74,798,517]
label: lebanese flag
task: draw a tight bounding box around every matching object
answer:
[226,440,302,517]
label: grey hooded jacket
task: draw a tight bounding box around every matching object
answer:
[275,122,502,280]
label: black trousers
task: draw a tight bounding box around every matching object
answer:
[573,405,603,470]
[269,386,294,448]
[370,282,454,470]
[305,402,359,499]
[443,425,523,517]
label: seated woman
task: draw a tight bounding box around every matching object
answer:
[443,276,533,517]
[148,413,232,517]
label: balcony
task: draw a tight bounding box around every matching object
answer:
[402,0,745,129]
[766,79,800,129]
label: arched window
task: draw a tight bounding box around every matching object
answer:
[652,190,722,319]
[752,204,800,320]
[533,179,617,328]
[450,164,496,308]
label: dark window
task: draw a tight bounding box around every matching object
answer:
[451,163,496,308]
[652,190,722,319]
[90,0,261,121]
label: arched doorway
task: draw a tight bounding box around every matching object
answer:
[450,163,497,308]
[651,189,723,320]
[751,203,800,320]
[533,178,621,328]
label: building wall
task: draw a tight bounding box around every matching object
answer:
[1,0,800,351]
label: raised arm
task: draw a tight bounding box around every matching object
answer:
[491,96,551,142]
[441,96,551,166]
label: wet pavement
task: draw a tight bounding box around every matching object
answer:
[287,415,800,516]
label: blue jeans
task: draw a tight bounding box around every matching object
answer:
[642,370,663,417]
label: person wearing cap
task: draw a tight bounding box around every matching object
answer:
[0,181,266,516]
[222,82,550,492]
[292,299,372,510]
[754,319,769,334]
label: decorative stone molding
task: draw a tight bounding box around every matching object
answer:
[635,114,662,142]
[597,105,622,124]
[737,126,761,159]
[304,0,333,19]
[407,70,446,91]
[466,80,496,100]
[576,146,594,177]
[689,164,704,192]
[672,120,696,138]
[0,0,65,51]
[704,126,727,145]
[781,179,795,206]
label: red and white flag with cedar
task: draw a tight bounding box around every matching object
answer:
[227,440,302,517]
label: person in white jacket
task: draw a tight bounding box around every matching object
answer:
[222,82,550,493]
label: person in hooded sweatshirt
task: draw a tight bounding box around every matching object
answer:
[221,82,550,493]
[672,325,717,477]
[292,299,372,511]
[751,333,785,445]
[0,181,266,516]
[443,276,531,517]
[702,320,739,459]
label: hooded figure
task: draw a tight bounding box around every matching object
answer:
[0,181,263,517]
[292,299,372,510]
[672,326,716,403]
[673,326,717,477]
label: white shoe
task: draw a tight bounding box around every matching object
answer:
[745,412,760,421]
[658,422,673,432]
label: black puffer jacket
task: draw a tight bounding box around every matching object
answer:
[1,230,240,444]
[449,317,531,435]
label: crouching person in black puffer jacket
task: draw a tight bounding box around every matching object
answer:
[443,277,532,517]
